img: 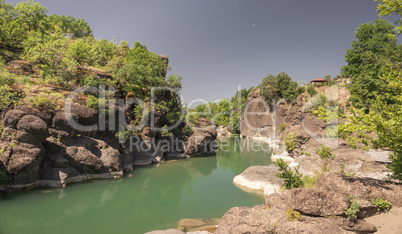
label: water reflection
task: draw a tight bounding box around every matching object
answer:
[0,137,271,234]
[217,137,273,175]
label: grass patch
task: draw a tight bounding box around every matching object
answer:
[29,95,57,113]
[302,175,318,188]
[316,145,335,159]
[286,207,302,221]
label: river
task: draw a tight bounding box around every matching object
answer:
[0,137,273,234]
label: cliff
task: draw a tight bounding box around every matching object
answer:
[0,55,217,192]
[223,82,402,233]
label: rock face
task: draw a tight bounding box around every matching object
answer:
[240,88,276,139]
[0,103,217,191]
[185,126,217,156]
[215,205,346,234]
[218,173,401,233]
[0,105,123,190]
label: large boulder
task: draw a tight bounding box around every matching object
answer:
[49,110,75,142]
[185,126,217,156]
[215,205,346,234]
[2,143,44,185]
[66,103,99,132]
[16,105,53,125]
[15,115,49,146]
[233,165,284,196]
[3,109,26,128]
[287,188,349,216]
[65,137,122,176]
[265,173,402,219]
[39,137,123,187]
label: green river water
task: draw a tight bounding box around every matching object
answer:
[0,137,273,234]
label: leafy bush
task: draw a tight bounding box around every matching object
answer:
[279,123,288,131]
[316,145,335,159]
[297,86,306,94]
[307,85,317,96]
[29,95,57,112]
[345,195,361,219]
[286,207,302,221]
[328,80,337,86]
[274,158,303,189]
[0,85,25,111]
[284,132,297,153]
[371,198,392,212]
[86,95,99,110]
[161,125,173,138]
[180,125,194,140]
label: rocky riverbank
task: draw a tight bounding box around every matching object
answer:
[217,86,402,233]
[149,86,401,233]
[0,100,217,192]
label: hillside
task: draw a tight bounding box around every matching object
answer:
[0,1,217,191]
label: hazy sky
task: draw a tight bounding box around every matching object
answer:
[6,0,398,103]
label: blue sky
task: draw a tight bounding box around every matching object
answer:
[6,0,399,103]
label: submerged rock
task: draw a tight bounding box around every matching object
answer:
[145,229,184,234]
[177,218,220,232]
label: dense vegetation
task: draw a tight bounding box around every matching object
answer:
[341,18,401,110]
[187,88,252,132]
[0,0,185,138]
[259,72,303,106]
[340,0,402,181]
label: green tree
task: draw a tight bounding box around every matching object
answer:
[22,26,77,87]
[342,60,402,181]
[215,98,231,127]
[48,14,92,38]
[375,0,402,33]
[118,42,168,97]
[341,19,397,78]
[90,39,116,67]
[259,72,299,105]
[341,19,399,110]
[14,0,47,32]
[0,1,25,47]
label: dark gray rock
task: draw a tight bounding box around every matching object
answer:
[15,115,48,146]
[3,109,26,128]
